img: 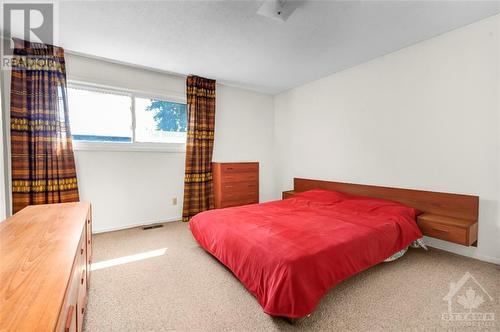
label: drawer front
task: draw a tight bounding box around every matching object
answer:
[63,305,77,332]
[86,217,92,259]
[221,187,258,203]
[221,172,258,183]
[56,266,79,332]
[86,217,92,287]
[79,234,86,260]
[77,227,87,332]
[221,181,258,194]
[221,163,258,174]
[56,230,83,332]
[220,197,258,208]
[77,266,87,332]
[418,220,468,245]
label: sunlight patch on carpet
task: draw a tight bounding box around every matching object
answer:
[91,248,167,271]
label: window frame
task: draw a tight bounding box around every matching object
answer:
[68,81,187,153]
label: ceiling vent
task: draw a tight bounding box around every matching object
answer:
[257,0,302,22]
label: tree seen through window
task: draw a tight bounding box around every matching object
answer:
[145,100,187,132]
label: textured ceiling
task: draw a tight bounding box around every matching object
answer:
[52,1,500,94]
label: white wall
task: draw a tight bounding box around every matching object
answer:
[214,84,276,201]
[66,54,276,232]
[274,15,500,263]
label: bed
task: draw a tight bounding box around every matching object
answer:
[190,186,423,318]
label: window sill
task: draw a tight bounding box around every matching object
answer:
[73,141,186,153]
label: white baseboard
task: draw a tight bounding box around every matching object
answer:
[424,236,500,265]
[92,216,181,234]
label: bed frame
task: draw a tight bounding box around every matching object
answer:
[292,178,479,246]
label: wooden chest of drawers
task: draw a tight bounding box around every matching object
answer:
[0,202,92,332]
[213,162,259,209]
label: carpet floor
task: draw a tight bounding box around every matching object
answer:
[84,221,499,331]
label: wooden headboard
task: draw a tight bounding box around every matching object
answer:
[293,178,479,221]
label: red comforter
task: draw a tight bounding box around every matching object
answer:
[189,189,422,318]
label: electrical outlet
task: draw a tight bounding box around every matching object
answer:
[172,197,177,205]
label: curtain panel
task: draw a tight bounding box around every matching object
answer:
[182,75,216,222]
[10,39,79,214]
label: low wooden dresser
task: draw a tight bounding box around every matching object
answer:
[0,202,92,332]
[213,162,259,208]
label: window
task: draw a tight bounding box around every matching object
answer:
[135,97,187,144]
[68,88,132,142]
[67,84,187,150]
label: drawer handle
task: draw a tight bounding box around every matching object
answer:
[65,305,74,332]
[80,248,84,255]
[81,269,86,284]
[81,307,85,315]
[431,227,450,233]
[87,219,90,224]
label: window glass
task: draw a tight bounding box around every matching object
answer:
[68,88,132,142]
[135,97,187,144]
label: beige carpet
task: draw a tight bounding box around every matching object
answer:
[84,222,500,331]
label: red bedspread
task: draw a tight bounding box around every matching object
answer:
[189,189,422,318]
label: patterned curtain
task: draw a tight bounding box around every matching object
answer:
[10,39,79,214]
[182,75,216,222]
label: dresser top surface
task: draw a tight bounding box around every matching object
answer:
[0,202,90,331]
